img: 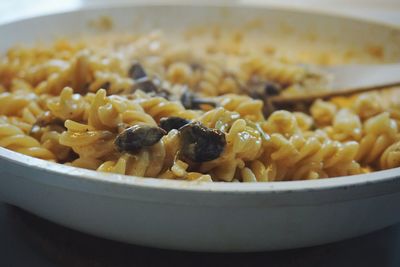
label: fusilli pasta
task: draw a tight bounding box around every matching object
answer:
[0,31,399,183]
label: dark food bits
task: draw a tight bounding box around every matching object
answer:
[159,117,191,132]
[128,62,147,80]
[179,122,226,162]
[180,90,218,110]
[114,125,166,153]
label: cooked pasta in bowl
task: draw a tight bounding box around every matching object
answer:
[0,4,400,251]
[1,27,399,182]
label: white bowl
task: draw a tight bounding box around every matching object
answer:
[1,4,400,252]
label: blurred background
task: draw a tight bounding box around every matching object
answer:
[1,0,400,25]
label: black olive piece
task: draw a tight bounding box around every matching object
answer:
[159,117,191,132]
[180,91,218,110]
[155,89,171,100]
[246,80,282,100]
[179,122,226,162]
[128,62,147,80]
[180,90,194,109]
[114,125,167,153]
[117,123,130,134]
[133,77,159,93]
[264,81,282,96]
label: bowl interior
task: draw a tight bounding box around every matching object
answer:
[1,4,400,64]
[0,4,400,194]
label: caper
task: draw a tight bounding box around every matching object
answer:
[179,122,226,162]
[159,117,190,132]
[114,125,167,153]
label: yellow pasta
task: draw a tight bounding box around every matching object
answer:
[98,141,166,177]
[47,87,88,121]
[326,109,362,141]
[356,112,398,165]
[0,122,55,160]
[0,32,399,183]
[310,99,337,126]
[380,140,400,169]
[137,95,198,122]
[241,56,307,86]
[218,94,264,121]
[59,120,115,160]
[0,91,36,116]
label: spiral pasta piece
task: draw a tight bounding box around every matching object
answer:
[0,91,36,116]
[98,141,166,177]
[242,56,307,86]
[0,122,55,159]
[352,92,385,120]
[356,112,398,165]
[218,94,264,121]
[263,110,301,137]
[88,89,122,130]
[327,109,362,141]
[166,62,193,85]
[242,160,270,182]
[59,120,115,160]
[196,59,240,96]
[89,71,133,94]
[198,107,240,130]
[40,130,72,162]
[0,115,32,133]
[380,141,400,169]
[310,99,337,126]
[267,133,360,180]
[137,96,198,122]
[47,87,88,121]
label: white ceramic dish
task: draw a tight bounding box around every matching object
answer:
[1,4,400,252]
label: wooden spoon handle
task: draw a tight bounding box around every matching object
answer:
[271,82,400,104]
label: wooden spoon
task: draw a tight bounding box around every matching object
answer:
[271,63,400,104]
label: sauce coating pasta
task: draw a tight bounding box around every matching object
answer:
[0,32,399,182]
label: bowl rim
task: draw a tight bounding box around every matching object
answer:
[1,147,399,194]
[0,4,399,195]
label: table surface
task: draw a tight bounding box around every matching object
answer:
[1,1,400,266]
[1,204,400,267]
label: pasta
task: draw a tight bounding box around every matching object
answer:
[0,30,399,183]
[0,119,55,160]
